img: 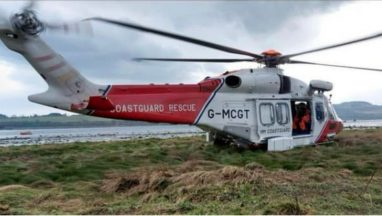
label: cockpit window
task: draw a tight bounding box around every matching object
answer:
[327,103,336,120]
[315,102,325,122]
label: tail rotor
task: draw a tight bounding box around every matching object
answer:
[3,1,92,37]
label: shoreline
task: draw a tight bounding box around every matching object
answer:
[0,125,204,146]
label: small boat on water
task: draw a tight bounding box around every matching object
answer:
[20,131,32,136]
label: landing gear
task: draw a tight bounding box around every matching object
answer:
[211,132,266,150]
[213,133,232,147]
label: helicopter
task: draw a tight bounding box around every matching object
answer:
[1,6,382,151]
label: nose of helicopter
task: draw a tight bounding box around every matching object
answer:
[322,119,344,142]
[336,120,344,134]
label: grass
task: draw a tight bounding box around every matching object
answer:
[0,129,382,214]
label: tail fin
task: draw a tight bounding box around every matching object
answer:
[0,32,106,112]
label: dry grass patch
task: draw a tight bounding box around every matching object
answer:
[101,160,354,197]
[0,184,29,192]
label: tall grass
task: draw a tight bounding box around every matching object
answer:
[0,130,381,214]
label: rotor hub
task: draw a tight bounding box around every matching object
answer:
[261,49,283,67]
[11,10,44,36]
[261,49,282,57]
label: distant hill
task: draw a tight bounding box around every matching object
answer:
[334,101,382,120]
[0,113,153,130]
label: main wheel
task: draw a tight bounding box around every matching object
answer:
[213,133,232,146]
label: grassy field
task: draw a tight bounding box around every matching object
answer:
[0,129,382,214]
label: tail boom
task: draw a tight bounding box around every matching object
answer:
[0,31,104,112]
[89,79,223,124]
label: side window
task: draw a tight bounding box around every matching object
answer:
[260,103,274,125]
[276,103,289,125]
[315,102,325,121]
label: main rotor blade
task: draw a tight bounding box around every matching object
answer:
[283,32,382,59]
[289,60,382,72]
[87,17,263,59]
[133,58,255,63]
[44,21,93,36]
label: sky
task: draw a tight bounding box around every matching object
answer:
[0,1,382,116]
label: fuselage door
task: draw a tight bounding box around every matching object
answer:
[312,99,328,138]
[256,100,292,141]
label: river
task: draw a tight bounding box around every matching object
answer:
[0,125,204,146]
[1,119,381,146]
[343,119,382,128]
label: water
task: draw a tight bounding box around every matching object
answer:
[1,119,381,146]
[0,125,204,146]
[343,119,382,128]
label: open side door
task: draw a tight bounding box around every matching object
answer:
[291,100,313,136]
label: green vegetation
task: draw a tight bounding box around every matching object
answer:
[1,129,382,214]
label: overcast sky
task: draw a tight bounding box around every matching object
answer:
[1,1,382,116]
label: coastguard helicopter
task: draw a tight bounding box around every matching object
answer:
[1,5,382,151]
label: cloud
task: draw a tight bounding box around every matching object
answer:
[35,1,346,84]
[280,1,382,105]
[0,59,59,116]
[6,1,381,116]
[0,60,25,96]
[214,1,342,34]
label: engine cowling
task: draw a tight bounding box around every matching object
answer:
[222,69,281,94]
[310,80,333,91]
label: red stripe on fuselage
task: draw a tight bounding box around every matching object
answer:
[315,119,342,143]
[92,79,222,124]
